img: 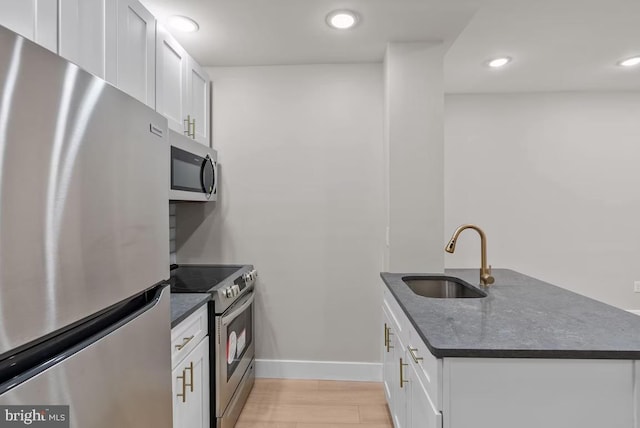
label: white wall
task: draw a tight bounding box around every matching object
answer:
[445,92,640,309]
[385,42,445,273]
[176,64,385,367]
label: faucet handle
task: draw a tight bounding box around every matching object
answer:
[481,273,495,286]
[481,266,495,286]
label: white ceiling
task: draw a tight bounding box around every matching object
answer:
[141,0,640,92]
[444,0,640,93]
[140,0,480,66]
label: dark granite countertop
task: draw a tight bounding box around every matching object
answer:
[381,269,640,359]
[170,293,210,328]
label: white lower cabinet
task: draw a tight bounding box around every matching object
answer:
[382,285,639,428]
[172,305,210,428]
[405,358,441,428]
[383,291,440,428]
[172,337,210,428]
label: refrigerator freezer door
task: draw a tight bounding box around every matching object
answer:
[0,286,172,428]
[0,27,169,355]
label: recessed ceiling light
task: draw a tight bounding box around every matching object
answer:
[486,57,512,68]
[168,15,199,33]
[618,56,640,67]
[326,10,359,30]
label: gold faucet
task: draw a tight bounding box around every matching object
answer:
[445,224,495,287]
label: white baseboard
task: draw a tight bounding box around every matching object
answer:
[255,359,382,382]
[627,310,640,316]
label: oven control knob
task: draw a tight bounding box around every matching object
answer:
[232,284,240,296]
[243,270,257,283]
[224,287,233,298]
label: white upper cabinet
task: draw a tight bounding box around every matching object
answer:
[105,0,156,108]
[186,57,210,146]
[156,25,188,135]
[59,0,106,78]
[0,0,57,52]
[1,1,209,140]
[156,24,210,146]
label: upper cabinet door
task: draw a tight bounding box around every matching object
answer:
[156,25,188,135]
[186,56,210,147]
[105,0,156,108]
[0,0,57,52]
[59,0,106,78]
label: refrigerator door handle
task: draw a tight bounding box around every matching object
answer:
[0,283,169,395]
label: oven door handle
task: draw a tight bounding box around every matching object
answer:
[221,291,255,326]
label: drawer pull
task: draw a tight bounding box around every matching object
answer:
[185,361,194,392]
[408,346,423,363]
[386,327,394,352]
[384,323,388,349]
[400,358,408,388]
[176,369,187,403]
[175,335,195,351]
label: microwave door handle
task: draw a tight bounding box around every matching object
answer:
[212,157,218,196]
[201,155,209,194]
[202,154,215,198]
[221,292,255,326]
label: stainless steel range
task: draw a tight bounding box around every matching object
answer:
[170,264,257,428]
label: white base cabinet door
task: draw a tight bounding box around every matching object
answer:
[172,336,210,428]
[0,0,57,51]
[406,359,441,428]
[105,0,155,108]
[59,0,106,78]
[382,306,395,407]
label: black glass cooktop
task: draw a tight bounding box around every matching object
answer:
[169,264,246,293]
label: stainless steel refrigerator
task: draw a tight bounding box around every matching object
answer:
[0,25,172,427]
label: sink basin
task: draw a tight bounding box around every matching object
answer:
[402,276,487,299]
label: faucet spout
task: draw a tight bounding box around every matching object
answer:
[445,224,495,287]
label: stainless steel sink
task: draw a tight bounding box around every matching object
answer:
[402,276,487,298]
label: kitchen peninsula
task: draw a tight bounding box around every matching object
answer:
[380,269,640,428]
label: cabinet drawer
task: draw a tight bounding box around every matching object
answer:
[407,321,442,411]
[171,304,208,369]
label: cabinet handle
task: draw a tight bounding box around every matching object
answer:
[176,369,187,403]
[184,115,191,136]
[175,335,195,351]
[185,361,194,392]
[386,329,394,352]
[408,346,423,363]
[384,323,388,348]
[190,118,196,139]
[399,358,408,388]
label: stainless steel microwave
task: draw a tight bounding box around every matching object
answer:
[169,130,218,202]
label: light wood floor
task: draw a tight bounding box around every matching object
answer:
[235,379,393,428]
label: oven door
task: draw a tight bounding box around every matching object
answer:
[216,290,255,416]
